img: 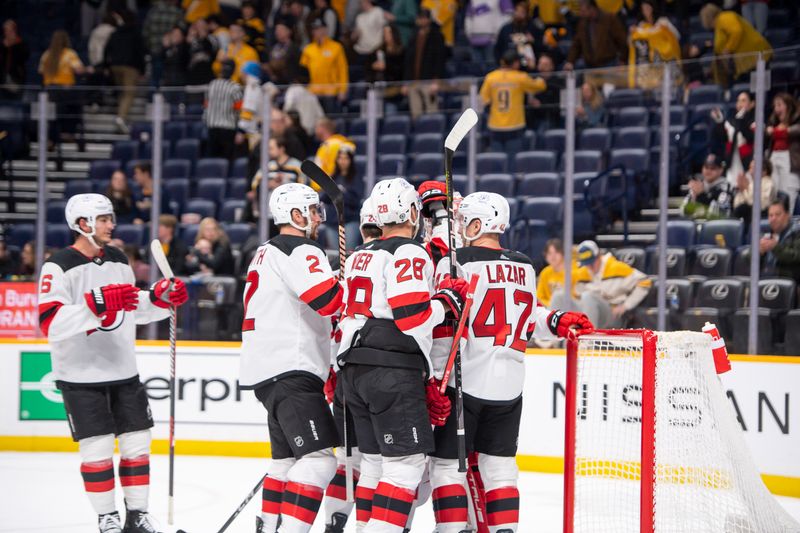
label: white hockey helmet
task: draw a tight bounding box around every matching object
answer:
[369,177,421,228]
[458,191,510,243]
[269,182,325,236]
[65,193,116,242]
[359,196,380,229]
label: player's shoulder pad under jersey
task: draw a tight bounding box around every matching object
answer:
[268,234,325,256]
[456,246,534,267]
[44,244,128,272]
[365,236,426,255]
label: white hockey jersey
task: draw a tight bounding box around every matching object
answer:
[37,246,170,385]
[239,235,343,389]
[337,237,447,375]
[433,246,557,402]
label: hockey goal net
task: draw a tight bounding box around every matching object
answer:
[563,330,799,533]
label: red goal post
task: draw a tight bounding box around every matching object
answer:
[563,329,799,533]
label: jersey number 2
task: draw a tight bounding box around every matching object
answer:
[472,288,533,351]
[242,270,259,331]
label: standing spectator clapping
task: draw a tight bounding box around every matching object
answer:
[711,91,756,186]
[161,26,190,87]
[187,18,217,85]
[494,0,538,71]
[767,93,800,214]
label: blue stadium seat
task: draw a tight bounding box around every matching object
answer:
[129,122,152,142]
[348,118,368,136]
[414,113,446,134]
[614,127,650,149]
[355,155,367,177]
[219,199,247,223]
[609,148,649,173]
[6,223,34,246]
[572,150,603,173]
[187,122,206,140]
[228,178,249,200]
[225,223,253,246]
[409,154,443,179]
[164,122,187,143]
[140,140,171,160]
[476,152,508,174]
[180,223,199,245]
[514,151,556,173]
[646,246,688,277]
[89,160,121,181]
[513,219,550,259]
[770,61,799,87]
[665,219,696,247]
[195,158,229,179]
[765,27,794,47]
[114,224,146,246]
[163,159,191,180]
[691,247,732,277]
[694,277,745,312]
[606,88,644,108]
[196,178,227,201]
[410,133,443,154]
[64,180,93,197]
[478,174,514,196]
[377,154,406,175]
[163,180,190,212]
[689,103,723,124]
[518,173,559,196]
[687,85,723,105]
[46,226,71,248]
[520,197,562,225]
[230,157,249,178]
[697,219,744,248]
[350,135,368,155]
[573,172,596,194]
[382,115,411,136]
[524,130,537,150]
[733,245,751,276]
[578,128,610,151]
[613,107,649,128]
[111,141,139,165]
[174,138,200,164]
[46,200,68,223]
[542,129,566,153]
[378,134,406,154]
[125,160,146,178]
[184,199,217,219]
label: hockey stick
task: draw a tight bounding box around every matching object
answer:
[300,160,355,503]
[149,239,178,525]
[216,472,268,533]
[443,108,479,473]
[439,273,479,395]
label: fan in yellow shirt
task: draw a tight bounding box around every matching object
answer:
[536,239,581,307]
[421,0,458,47]
[300,19,349,100]
[183,0,220,23]
[313,118,356,186]
[212,23,259,83]
[479,50,546,153]
[628,0,682,89]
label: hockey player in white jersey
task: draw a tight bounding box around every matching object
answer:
[37,194,189,533]
[337,177,468,533]
[429,192,594,533]
[239,183,343,533]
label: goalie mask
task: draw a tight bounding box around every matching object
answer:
[65,193,116,248]
[270,183,326,238]
[458,191,509,243]
[369,177,421,235]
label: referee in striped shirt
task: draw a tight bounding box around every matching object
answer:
[204,59,244,161]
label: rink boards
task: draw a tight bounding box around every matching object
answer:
[0,339,798,498]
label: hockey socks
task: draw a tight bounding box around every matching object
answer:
[485,486,519,532]
[368,482,416,532]
[81,459,116,515]
[323,464,360,528]
[279,481,324,532]
[119,456,150,511]
[432,484,469,532]
[355,483,376,529]
[261,476,285,532]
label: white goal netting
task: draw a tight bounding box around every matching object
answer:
[569,331,800,533]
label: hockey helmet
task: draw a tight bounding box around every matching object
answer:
[458,191,509,243]
[359,196,379,229]
[269,183,325,237]
[369,177,421,229]
[64,193,116,242]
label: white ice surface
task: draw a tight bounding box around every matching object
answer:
[1,452,798,532]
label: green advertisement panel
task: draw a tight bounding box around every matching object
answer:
[19,351,66,420]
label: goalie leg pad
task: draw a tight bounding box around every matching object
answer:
[79,434,117,515]
[478,454,519,532]
[118,429,151,511]
[356,453,382,529]
[430,457,469,532]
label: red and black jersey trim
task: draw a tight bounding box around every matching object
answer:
[388,292,432,331]
[268,234,325,256]
[300,277,343,316]
[456,246,533,267]
[367,236,426,255]
[38,301,63,337]
[45,245,128,273]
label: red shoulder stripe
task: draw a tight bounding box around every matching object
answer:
[38,301,63,337]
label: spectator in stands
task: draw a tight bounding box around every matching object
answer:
[422,0,458,49]
[565,0,627,86]
[464,0,511,63]
[403,9,447,118]
[314,118,355,177]
[123,244,151,287]
[204,59,244,161]
[537,238,569,308]
[133,162,171,223]
[283,71,326,137]
[767,92,800,214]
[213,22,259,84]
[244,136,303,224]
[17,241,36,279]
[301,18,349,114]
[207,14,230,52]
[143,0,184,85]
[88,14,116,69]
[265,20,301,85]
[0,19,27,99]
[106,170,140,225]
[187,18,217,85]
[351,0,386,68]
[681,152,734,220]
[309,0,340,41]
[0,238,18,279]
[628,0,681,90]
[184,0,221,24]
[712,90,756,187]
[529,52,562,132]
[494,0,539,71]
[238,1,266,59]
[761,197,800,283]
[700,3,772,86]
[480,50,546,154]
[39,30,90,143]
[287,109,315,155]
[104,11,146,134]
[162,26,191,87]
[322,144,363,248]
[187,217,235,276]
[271,108,308,159]
[387,0,418,45]
[367,24,406,111]
[157,214,189,275]
[576,81,606,129]
[287,0,312,46]
[741,0,768,36]
[530,0,568,26]
[733,159,776,229]
[552,240,651,329]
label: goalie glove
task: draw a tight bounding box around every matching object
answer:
[433,275,468,320]
[84,284,139,317]
[547,310,595,340]
[150,278,189,309]
[426,379,451,426]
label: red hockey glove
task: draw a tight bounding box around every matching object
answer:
[85,284,139,316]
[418,180,447,218]
[150,278,188,309]
[324,367,337,404]
[547,310,595,340]
[433,275,469,320]
[426,236,449,266]
[426,379,451,426]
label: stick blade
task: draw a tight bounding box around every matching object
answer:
[150,239,175,279]
[444,108,479,152]
[300,160,345,221]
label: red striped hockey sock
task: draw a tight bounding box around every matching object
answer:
[324,465,359,522]
[369,482,416,531]
[432,484,469,531]
[261,476,285,531]
[279,481,324,533]
[81,459,116,515]
[355,483,375,527]
[119,455,150,511]
[485,486,519,532]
